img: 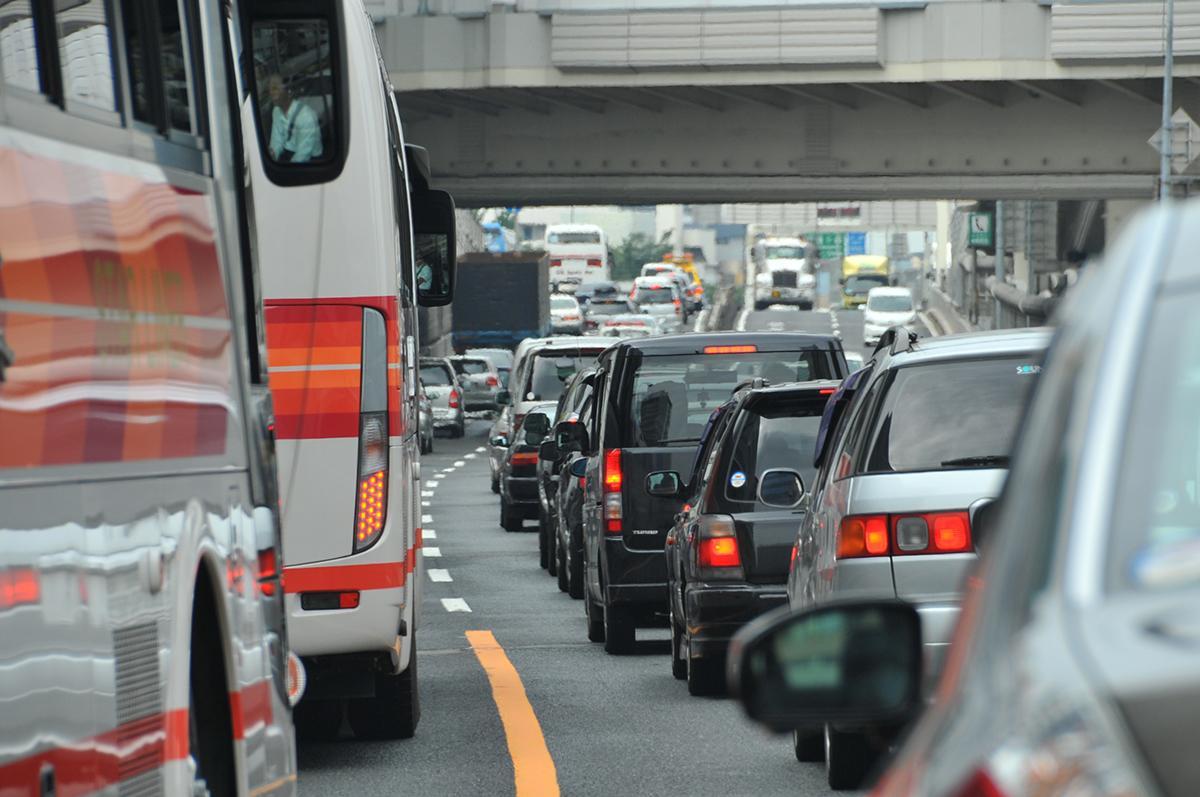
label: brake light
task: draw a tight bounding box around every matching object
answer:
[893,512,972,555]
[836,514,889,558]
[587,258,602,267]
[354,412,389,551]
[672,298,682,312]
[819,388,836,395]
[696,515,743,578]
[448,388,460,409]
[950,768,1006,797]
[511,451,539,466]
[258,548,278,597]
[603,448,622,534]
[550,258,562,268]
[703,344,757,354]
[0,567,40,610]
[486,374,499,387]
[933,513,970,552]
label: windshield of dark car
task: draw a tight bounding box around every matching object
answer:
[420,364,453,386]
[719,396,828,509]
[862,356,1041,473]
[618,351,834,448]
[523,351,602,402]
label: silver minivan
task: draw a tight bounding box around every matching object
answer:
[788,327,1050,788]
[419,357,465,438]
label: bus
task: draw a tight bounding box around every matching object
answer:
[545,223,609,290]
[248,2,455,740]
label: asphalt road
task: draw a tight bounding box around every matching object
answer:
[297,418,851,797]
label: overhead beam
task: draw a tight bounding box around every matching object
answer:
[1098,79,1159,104]
[848,82,929,109]
[534,88,606,114]
[1012,80,1083,107]
[932,81,1006,107]
[639,86,725,112]
[704,85,790,110]
[490,88,552,115]
[775,84,858,111]
[571,87,664,113]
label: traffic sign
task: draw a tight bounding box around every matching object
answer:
[967,212,993,248]
[1148,108,1200,175]
[846,232,867,255]
[810,232,845,259]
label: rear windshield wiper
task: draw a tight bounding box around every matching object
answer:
[656,437,701,445]
[940,455,1009,468]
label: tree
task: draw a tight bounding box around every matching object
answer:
[612,231,672,280]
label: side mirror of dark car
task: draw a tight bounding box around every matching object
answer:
[496,390,511,406]
[645,470,682,498]
[757,469,805,508]
[539,439,559,462]
[489,434,509,448]
[568,457,588,478]
[729,602,923,732]
[554,420,588,453]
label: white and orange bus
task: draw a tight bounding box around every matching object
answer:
[247,2,455,739]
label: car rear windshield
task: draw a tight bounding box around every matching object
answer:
[467,349,513,367]
[616,351,835,447]
[846,274,889,294]
[548,231,601,244]
[634,288,674,305]
[717,395,828,510]
[420,364,453,386]
[551,297,577,310]
[867,294,913,312]
[452,359,489,375]
[862,356,1040,473]
[587,301,629,316]
[523,351,603,402]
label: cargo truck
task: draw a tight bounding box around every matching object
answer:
[453,252,552,350]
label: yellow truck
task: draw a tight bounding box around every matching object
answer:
[840,255,891,308]
[661,253,706,311]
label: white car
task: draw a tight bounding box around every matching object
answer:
[550,293,584,335]
[844,350,865,372]
[630,276,686,331]
[862,286,918,346]
[600,313,664,337]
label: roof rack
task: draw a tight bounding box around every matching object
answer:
[732,377,769,394]
[872,326,919,358]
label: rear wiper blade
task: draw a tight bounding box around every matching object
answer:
[656,438,700,445]
[940,455,1009,467]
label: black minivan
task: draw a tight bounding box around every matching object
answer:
[575,333,850,654]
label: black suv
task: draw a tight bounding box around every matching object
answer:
[649,380,839,694]
[537,367,596,574]
[576,332,850,654]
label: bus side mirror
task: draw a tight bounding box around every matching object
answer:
[413,189,456,307]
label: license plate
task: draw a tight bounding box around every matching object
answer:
[771,290,781,298]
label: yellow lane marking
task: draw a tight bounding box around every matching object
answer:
[248,773,297,797]
[466,630,561,797]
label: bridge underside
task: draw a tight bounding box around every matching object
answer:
[395,79,1190,205]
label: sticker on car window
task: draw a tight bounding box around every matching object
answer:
[1016,364,1041,375]
[730,471,747,488]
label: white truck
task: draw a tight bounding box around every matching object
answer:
[750,236,817,310]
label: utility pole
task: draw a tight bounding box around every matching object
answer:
[1160,0,1175,200]
[994,201,1005,327]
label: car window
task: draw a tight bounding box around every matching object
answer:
[766,246,804,259]
[1109,291,1200,593]
[548,231,601,244]
[686,402,735,487]
[586,301,630,316]
[552,296,577,310]
[617,351,831,448]
[419,364,452,386]
[718,396,827,510]
[867,294,913,312]
[862,356,1041,474]
[846,274,888,294]
[633,287,674,305]
[523,351,601,402]
[453,359,489,376]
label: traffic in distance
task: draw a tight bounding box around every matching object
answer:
[0,2,1195,797]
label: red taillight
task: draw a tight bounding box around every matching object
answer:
[950,768,1006,797]
[448,389,460,409]
[703,344,757,354]
[819,388,836,395]
[603,449,623,534]
[339,591,361,609]
[511,451,539,466]
[258,548,278,597]
[486,374,499,387]
[696,515,743,578]
[837,515,890,559]
[578,475,586,488]
[893,512,972,555]
[932,513,971,552]
[354,412,389,551]
[698,537,741,568]
[672,298,682,311]
[0,567,40,610]
[550,258,562,268]
[587,258,602,267]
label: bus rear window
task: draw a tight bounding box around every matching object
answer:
[617,352,831,448]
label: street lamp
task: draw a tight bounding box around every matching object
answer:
[1160,0,1175,200]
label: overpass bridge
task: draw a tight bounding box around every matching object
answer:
[373,0,1200,205]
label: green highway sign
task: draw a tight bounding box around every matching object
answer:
[809,232,845,259]
[967,212,994,248]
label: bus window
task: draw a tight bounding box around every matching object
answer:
[119,1,203,138]
[252,18,335,167]
[55,0,116,112]
[1,2,40,92]
[157,0,193,133]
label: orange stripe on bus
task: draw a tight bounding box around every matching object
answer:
[267,345,363,368]
[267,369,361,390]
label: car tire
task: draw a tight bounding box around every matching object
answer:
[825,725,873,791]
[348,638,420,741]
[500,497,523,532]
[490,472,500,494]
[602,603,635,655]
[669,610,686,681]
[556,543,569,592]
[452,421,465,439]
[585,585,605,643]
[567,547,584,600]
[753,300,765,311]
[793,729,825,762]
[538,514,550,570]
[685,652,725,697]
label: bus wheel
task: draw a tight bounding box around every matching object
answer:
[189,576,236,797]
[348,640,420,740]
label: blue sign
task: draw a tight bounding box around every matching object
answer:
[846,232,867,256]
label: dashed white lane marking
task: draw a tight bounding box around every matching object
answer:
[454,460,466,467]
[442,598,472,612]
[441,467,455,474]
[424,546,442,557]
[464,453,477,460]
[427,480,440,489]
[422,514,433,523]
[428,568,452,582]
[475,446,487,453]
[422,501,432,507]
[734,308,749,331]
[424,529,437,539]
[422,491,435,497]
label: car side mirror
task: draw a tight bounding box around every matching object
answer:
[412,188,456,308]
[496,390,512,406]
[554,420,588,453]
[757,469,805,508]
[729,602,923,732]
[568,457,588,478]
[645,470,682,498]
[538,440,559,462]
[490,434,509,448]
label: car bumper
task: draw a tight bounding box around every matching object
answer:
[432,408,463,426]
[603,538,668,613]
[756,286,815,305]
[551,322,583,335]
[683,582,788,658]
[463,390,499,411]
[502,474,540,504]
[914,600,960,687]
